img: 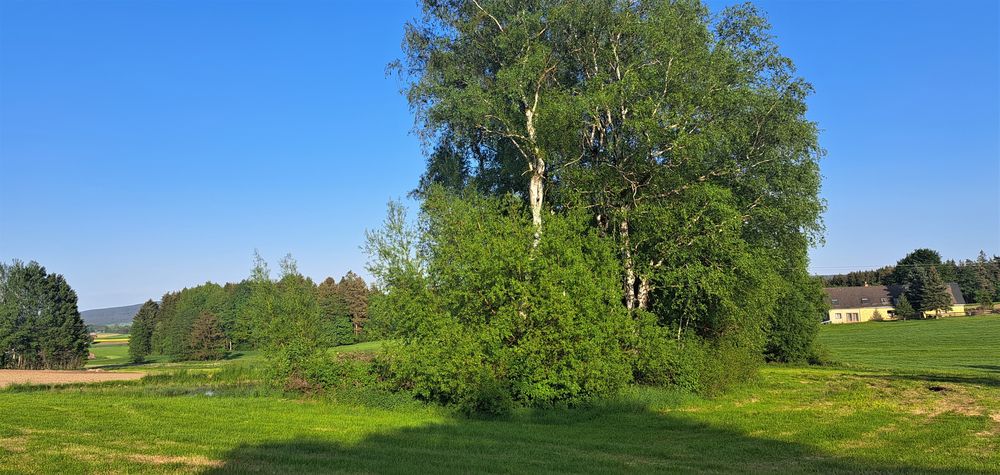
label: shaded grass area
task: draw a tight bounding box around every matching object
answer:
[817,314,1000,379]
[0,366,997,474]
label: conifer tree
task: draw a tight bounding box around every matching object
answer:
[894,294,916,320]
[128,300,159,363]
[188,312,228,360]
[919,267,953,319]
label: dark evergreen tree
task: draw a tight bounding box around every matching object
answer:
[128,300,159,363]
[894,294,916,320]
[904,268,927,316]
[919,267,953,319]
[188,312,228,360]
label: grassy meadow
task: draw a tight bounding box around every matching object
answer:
[817,314,1000,378]
[2,318,998,473]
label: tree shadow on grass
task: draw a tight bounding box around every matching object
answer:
[201,403,986,474]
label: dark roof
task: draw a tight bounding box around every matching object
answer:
[947,283,966,305]
[823,283,965,309]
[824,286,897,309]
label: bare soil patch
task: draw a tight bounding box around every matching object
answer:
[0,370,143,388]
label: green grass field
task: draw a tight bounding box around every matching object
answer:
[817,314,1000,378]
[2,320,998,473]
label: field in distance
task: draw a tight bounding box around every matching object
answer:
[1,317,997,473]
[817,313,1000,378]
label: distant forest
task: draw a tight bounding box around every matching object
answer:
[128,252,372,363]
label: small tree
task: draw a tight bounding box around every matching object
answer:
[188,312,228,360]
[316,277,354,345]
[870,309,884,322]
[894,294,916,320]
[977,284,995,314]
[919,267,953,319]
[128,300,159,363]
[338,271,370,338]
[904,268,927,314]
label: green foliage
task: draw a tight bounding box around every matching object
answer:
[919,267,952,317]
[395,0,826,392]
[893,294,916,320]
[765,276,827,363]
[128,300,158,363]
[368,189,632,411]
[188,312,229,361]
[338,271,370,340]
[152,282,229,360]
[0,259,89,369]
[245,258,333,388]
[890,248,942,286]
[316,278,356,346]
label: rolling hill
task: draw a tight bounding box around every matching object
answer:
[80,303,143,326]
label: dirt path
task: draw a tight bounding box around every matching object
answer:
[0,370,144,388]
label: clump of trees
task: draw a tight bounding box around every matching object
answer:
[131,252,371,363]
[365,0,828,414]
[0,260,90,369]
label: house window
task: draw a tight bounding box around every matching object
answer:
[835,313,842,320]
[848,313,860,322]
[831,298,839,306]
[860,297,869,305]
[880,297,889,305]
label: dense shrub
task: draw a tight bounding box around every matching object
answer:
[367,189,632,413]
[764,275,827,363]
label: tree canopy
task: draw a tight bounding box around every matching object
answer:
[390,0,826,384]
[0,260,90,369]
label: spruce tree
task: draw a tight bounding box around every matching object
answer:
[188,312,228,360]
[894,294,916,320]
[977,283,995,314]
[919,267,953,319]
[128,300,159,363]
[904,268,927,315]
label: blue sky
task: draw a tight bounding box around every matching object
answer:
[1,1,997,310]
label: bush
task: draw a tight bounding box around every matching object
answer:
[458,372,515,418]
[367,188,632,410]
[764,275,826,363]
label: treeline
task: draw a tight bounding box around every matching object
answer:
[824,249,1000,308]
[351,0,829,414]
[0,260,89,369]
[128,253,371,363]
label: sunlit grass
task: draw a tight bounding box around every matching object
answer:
[4,327,997,473]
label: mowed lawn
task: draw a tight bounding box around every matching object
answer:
[817,314,1000,378]
[1,331,997,473]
